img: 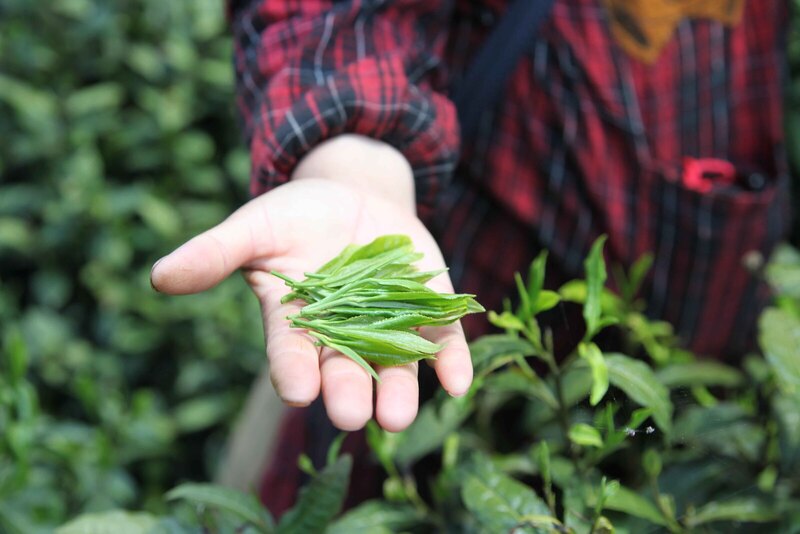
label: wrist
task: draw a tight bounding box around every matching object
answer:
[290,134,416,214]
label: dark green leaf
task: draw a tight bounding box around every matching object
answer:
[686,498,779,527]
[326,501,421,534]
[483,368,558,409]
[393,395,473,467]
[461,459,552,533]
[605,354,673,434]
[468,334,537,373]
[656,361,743,388]
[642,449,662,479]
[0,501,48,534]
[601,486,668,527]
[56,511,160,534]
[278,455,352,534]
[166,483,274,532]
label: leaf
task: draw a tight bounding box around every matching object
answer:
[656,361,743,388]
[326,432,347,467]
[166,483,274,532]
[533,290,561,314]
[527,251,548,310]
[673,403,765,462]
[515,272,533,319]
[488,310,526,331]
[579,342,608,406]
[277,454,352,534]
[3,327,28,383]
[461,459,552,533]
[765,244,800,299]
[172,393,239,432]
[0,501,48,534]
[392,394,473,467]
[483,368,558,409]
[468,334,537,373]
[642,449,662,479]
[686,498,780,527]
[341,235,413,267]
[583,235,608,337]
[316,244,361,275]
[601,486,668,527]
[568,423,604,448]
[558,280,622,314]
[759,308,800,394]
[56,511,160,534]
[326,501,421,534]
[605,354,673,435]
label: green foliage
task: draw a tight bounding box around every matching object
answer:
[58,238,800,533]
[0,0,261,527]
[166,484,275,532]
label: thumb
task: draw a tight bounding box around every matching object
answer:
[150,198,274,295]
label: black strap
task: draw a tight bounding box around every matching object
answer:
[452,0,556,143]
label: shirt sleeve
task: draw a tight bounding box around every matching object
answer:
[230,0,459,214]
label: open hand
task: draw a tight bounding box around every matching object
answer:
[150,177,472,432]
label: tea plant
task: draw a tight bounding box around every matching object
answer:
[55,239,800,533]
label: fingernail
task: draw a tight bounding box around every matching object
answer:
[447,375,472,398]
[150,257,165,292]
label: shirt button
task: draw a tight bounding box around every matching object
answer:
[745,172,767,191]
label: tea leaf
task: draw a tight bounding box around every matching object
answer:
[656,361,743,388]
[166,483,274,532]
[642,449,662,479]
[392,394,473,467]
[527,250,548,309]
[606,354,672,435]
[579,342,608,406]
[759,308,800,394]
[601,486,668,527]
[568,423,604,448]
[686,498,779,527]
[534,290,561,314]
[583,235,608,338]
[275,236,483,373]
[326,500,421,534]
[56,511,161,534]
[488,310,526,331]
[468,334,537,373]
[461,459,551,532]
[277,455,351,534]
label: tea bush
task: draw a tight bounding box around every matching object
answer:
[0,0,264,527]
[57,239,800,533]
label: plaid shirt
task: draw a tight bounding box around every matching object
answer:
[230,0,791,516]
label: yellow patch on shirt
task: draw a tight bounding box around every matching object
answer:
[604,0,745,63]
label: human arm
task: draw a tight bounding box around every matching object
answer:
[150,140,470,433]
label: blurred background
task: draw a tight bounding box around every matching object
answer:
[1,0,799,530]
[0,0,271,527]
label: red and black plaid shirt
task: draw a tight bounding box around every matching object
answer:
[230,0,791,515]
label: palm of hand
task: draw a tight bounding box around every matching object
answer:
[151,178,472,432]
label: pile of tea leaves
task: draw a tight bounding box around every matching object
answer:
[272,235,484,379]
